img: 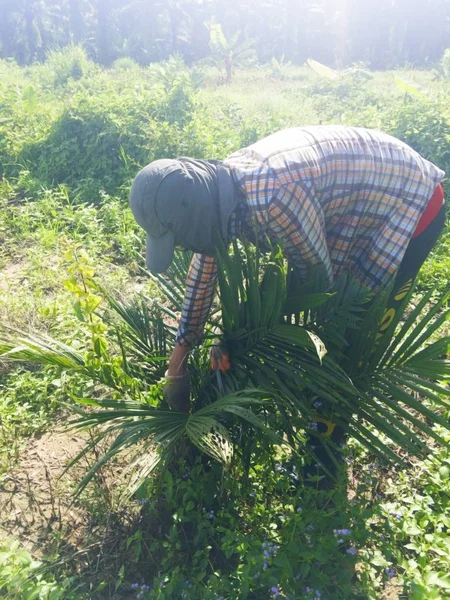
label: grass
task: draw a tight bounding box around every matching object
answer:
[1,55,450,599]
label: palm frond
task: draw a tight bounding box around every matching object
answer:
[212,240,450,464]
[3,234,450,490]
[64,392,282,497]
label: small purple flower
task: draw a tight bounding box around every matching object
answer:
[307,524,315,531]
[314,593,322,600]
[385,568,395,579]
[142,585,150,590]
[340,529,352,535]
[131,584,139,590]
[346,547,357,555]
[394,512,403,520]
[262,542,267,548]
[376,493,383,499]
[295,573,302,580]
[263,561,269,569]
[217,596,224,600]
[209,511,215,520]
[297,507,303,512]
[270,586,280,597]
[264,550,271,558]
[159,582,164,588]
[306,587,312,593]
[313,400,323,408]
[250,491,256,497]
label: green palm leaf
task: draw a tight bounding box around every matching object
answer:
[2,235,450,491]
[62,392,282,497]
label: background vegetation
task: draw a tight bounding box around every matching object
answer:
[1,0,450,68]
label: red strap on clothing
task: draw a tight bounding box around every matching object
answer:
[412,183,445,239]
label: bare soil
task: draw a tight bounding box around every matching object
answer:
[0,426,90,553]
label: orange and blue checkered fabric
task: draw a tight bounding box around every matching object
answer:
[176,126,445,346]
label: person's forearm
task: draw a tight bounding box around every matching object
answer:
[167,344,191,376]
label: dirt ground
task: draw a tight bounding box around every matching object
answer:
[0,426,91,553]
[0,424,403,599]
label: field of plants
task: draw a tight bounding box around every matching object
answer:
[1,47,450,600]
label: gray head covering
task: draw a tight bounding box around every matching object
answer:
[129,157,241,273]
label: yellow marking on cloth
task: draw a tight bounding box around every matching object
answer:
[313,415,336,437]
[394,278,413,301]
[379,308,396,332]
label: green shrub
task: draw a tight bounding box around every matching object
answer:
[0,539,75,599]
[377,99,450,179]
[21,108,133,198]
[40,45,95,87]
[111,57,140,72]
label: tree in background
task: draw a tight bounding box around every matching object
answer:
[0,0,450,68]
[203,20,257,83]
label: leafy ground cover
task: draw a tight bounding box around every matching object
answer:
[1,51,450,599]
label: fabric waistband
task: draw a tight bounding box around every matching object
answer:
[412,183,445,239]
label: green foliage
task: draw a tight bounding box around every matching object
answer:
[378,444,450,597]
[39,45,95,87]
[111,57,140,72]
[2,59,450,600]
[21,105,137,198]
[0,368,62,475]
[204,21,257,84]
[269,55,292,80]
[1,0,450,69]
[2,244,450,498]
[77,438,450,599]
[0,539,75,599]
[117,457,363,599]
[378,100,450,185]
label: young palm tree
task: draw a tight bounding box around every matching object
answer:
[1,242,450,497]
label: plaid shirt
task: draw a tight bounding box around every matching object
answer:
[176,126,445,346]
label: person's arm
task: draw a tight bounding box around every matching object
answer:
[167,253,218,375]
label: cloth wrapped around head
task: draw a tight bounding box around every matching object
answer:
[129,157,240,273]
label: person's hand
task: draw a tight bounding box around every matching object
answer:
[163,371,191,412]
[210,341,231,373]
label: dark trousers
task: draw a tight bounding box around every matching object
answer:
[381,205,446,331]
